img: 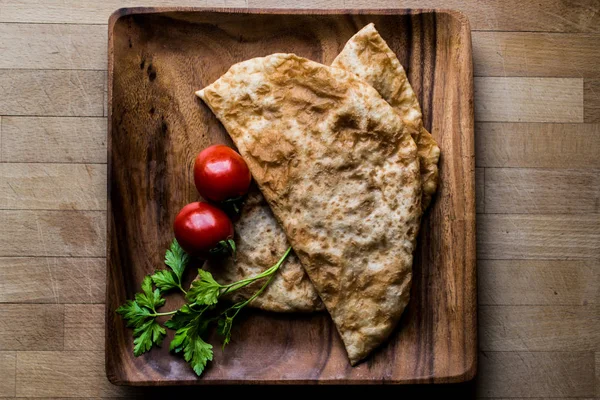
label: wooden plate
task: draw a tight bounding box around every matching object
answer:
[106,7,476,385]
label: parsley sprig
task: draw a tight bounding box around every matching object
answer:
[116,276,172,356]
[116,239,291,376]
[150,239,190,294]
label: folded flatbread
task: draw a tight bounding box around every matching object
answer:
[197,53,421,364]
[201,24,439,315]
[204,187,323,312]
[333,23,440,210]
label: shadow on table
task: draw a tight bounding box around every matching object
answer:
[126,380,477,397]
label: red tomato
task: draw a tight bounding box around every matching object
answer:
[194,145,251,202]
[173,202,234,256]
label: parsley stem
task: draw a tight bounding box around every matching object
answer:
[221,246,292,295]
[238,268,277,308]
[177,283,187,296]
[152,310,177,317]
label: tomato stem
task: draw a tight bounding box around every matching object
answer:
[209,239,237,260]
[220,196,244,216]
[227,239,236,261]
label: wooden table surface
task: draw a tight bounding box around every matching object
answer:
[0,0,598,397]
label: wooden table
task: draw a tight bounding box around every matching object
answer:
[0,0,598,397]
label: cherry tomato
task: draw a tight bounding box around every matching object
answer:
[173,202,235,257]
[194,145,251,202]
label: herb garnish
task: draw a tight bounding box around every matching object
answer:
[117,239,291,376]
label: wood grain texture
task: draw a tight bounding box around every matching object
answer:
[596,352,600,395]
[2,0,599,31]
[15,352,134,397]
[475,123,600,168]
[0,257,105,304]
[0,0,248,24]
[479,305,600,351]
[103,72,108,118]
[341,0,600,32]
[0,352,16,397]
[473,32,600,78]
[1,117,107,163]
[474,77,583,122]
[0,1,598,397]
[0,304,64,350]
[0,210,105,257]
[107,9,475,385]
[476,168,484,213]
[478,260,599,306]
[478,214,600,260]
[0,164,106,210]
[65,304,104,351]
[243,0,345,8]
[484,168,600,214]
[584,79,600,122]
[0,23,106,70]
[6,17,600,76]
[0,70,104,116]
[476,352,596,398]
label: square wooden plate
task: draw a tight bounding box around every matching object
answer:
[106,7,476,385]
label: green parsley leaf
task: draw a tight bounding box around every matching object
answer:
[186,269,222,305]
[151,270,179,292]
[165,304,200,330]
[135,276,165,311]
[170,316,213,376]
[217,315,234,349]
[117,277,170,356]
[116,300,152,327]
[117,240,292,377]
[186,335,213,376]
[151,239,190,294]
[165,239,189,281]
[133,319,166,356]
[170,325,189,353]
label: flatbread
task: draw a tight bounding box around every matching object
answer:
[197,53,421,364]
[198,24,440,315]
[332,23,440,210]
[203,187,323,312]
